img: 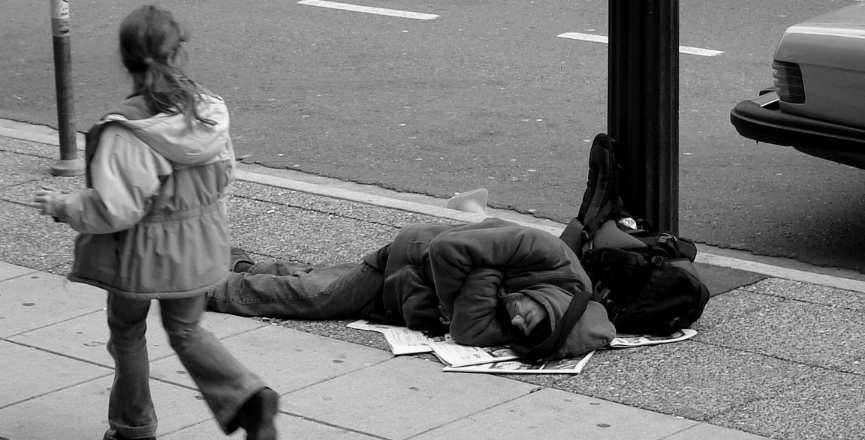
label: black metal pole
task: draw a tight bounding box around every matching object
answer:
[50,0,84,176]
[608,0,679,234]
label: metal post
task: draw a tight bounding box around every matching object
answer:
[50,0,84,176]
[608,0,679,234]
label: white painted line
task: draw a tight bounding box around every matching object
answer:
[558,32,724,57]
[560,32,609,44]
[297,0,439,20]
[678,46,725,57]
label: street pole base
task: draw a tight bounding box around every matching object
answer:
[51,158,85,176]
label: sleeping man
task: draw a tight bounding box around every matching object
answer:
[206,217,615,361]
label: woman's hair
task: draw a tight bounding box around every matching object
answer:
[118,5,213,125]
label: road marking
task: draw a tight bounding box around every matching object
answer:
[558,32,724,57]
[297,0,439,20]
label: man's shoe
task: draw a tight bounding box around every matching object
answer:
[102,429,155,440]
[239,387,280,440]
[230,247,255,273]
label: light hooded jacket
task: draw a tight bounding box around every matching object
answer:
[363,217,616,360]
[53,93,235,299]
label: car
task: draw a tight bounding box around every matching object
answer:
[730,3,865,169]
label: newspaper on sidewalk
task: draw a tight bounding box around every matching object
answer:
[608,329,697,348]
[426,340,519,368]
[442,351,595,375]
[347,320,589,372]
[347,320,437,355]
[348,320,519,367]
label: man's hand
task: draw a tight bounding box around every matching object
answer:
[33,186,62,217]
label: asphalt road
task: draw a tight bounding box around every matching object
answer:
[2,0,863,273]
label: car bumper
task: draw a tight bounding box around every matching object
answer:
[730,91,865,168]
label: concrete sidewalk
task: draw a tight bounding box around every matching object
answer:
[1,122,863,439]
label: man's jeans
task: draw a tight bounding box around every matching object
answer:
[206,260,385,320]
[107,293,267,437]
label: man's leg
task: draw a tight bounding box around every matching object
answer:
[207,260,383,320]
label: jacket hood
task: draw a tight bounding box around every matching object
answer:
[509,286,615,360]
[553,301,615,359]
[107,94,231,165]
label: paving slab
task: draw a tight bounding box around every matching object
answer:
[0,340,111,408]
[0,261,36,281]
[232,180,451,227]
[690,288,785,332]
[0,172,85,206]
[695,262,766,296]
[554,342,812,424]
[0,133,68,157]
[0,202,77,272]
[0,270,103,338]
[665,423,771,440]
[228,197,397,265]
[10,304,267,367]
[698,296,865,375]
[709,366,865,440]
[413,387,698,440]
[743,277,865,311]
[284,356,537,440]
[150,324,393,392]
[0,150,47,187]
[0,375,212,440]
[160,413,380,440]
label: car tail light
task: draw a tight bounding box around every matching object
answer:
[773,60,805,103]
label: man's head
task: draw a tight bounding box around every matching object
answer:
[504,292,550,338]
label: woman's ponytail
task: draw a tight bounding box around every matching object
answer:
[119,5,214,126]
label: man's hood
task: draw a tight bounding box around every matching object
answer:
[511,285,615,360]
[107,94,231,165]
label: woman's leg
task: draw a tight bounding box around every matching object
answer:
[159,294,272,434]
[206,261,383,320]
[106,293,157,439]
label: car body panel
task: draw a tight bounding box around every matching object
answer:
[730,3,865,169]
[774,3,865,128]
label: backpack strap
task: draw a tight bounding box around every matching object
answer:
[521,290,591,363]
[560,133,624,256]
[83,95,153,187]
[577,133,624,236]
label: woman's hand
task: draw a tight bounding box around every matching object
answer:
[33,186,62,217]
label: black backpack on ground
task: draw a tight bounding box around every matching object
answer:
[560,133,710,335]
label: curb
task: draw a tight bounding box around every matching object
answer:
[3,119,864,294]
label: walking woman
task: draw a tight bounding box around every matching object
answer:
[34,5,278,439]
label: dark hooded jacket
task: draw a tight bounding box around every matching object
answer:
[363,217,615,360]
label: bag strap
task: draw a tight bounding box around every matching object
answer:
[560,133,624,256]
[521,290,591,363]
[577,134,624,236]
[559,217,588,258]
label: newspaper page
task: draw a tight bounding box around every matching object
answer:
[347,320,436,355]
[426,340,519,368]
[347,320,520,365]
[442,351,595,375]
[608,329,697,348]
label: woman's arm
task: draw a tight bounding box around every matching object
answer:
[50,126,167,233]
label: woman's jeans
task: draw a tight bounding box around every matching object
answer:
[206,261,384,321]
[106,292,267,438]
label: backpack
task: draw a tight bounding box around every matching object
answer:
[560,133,710,335]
